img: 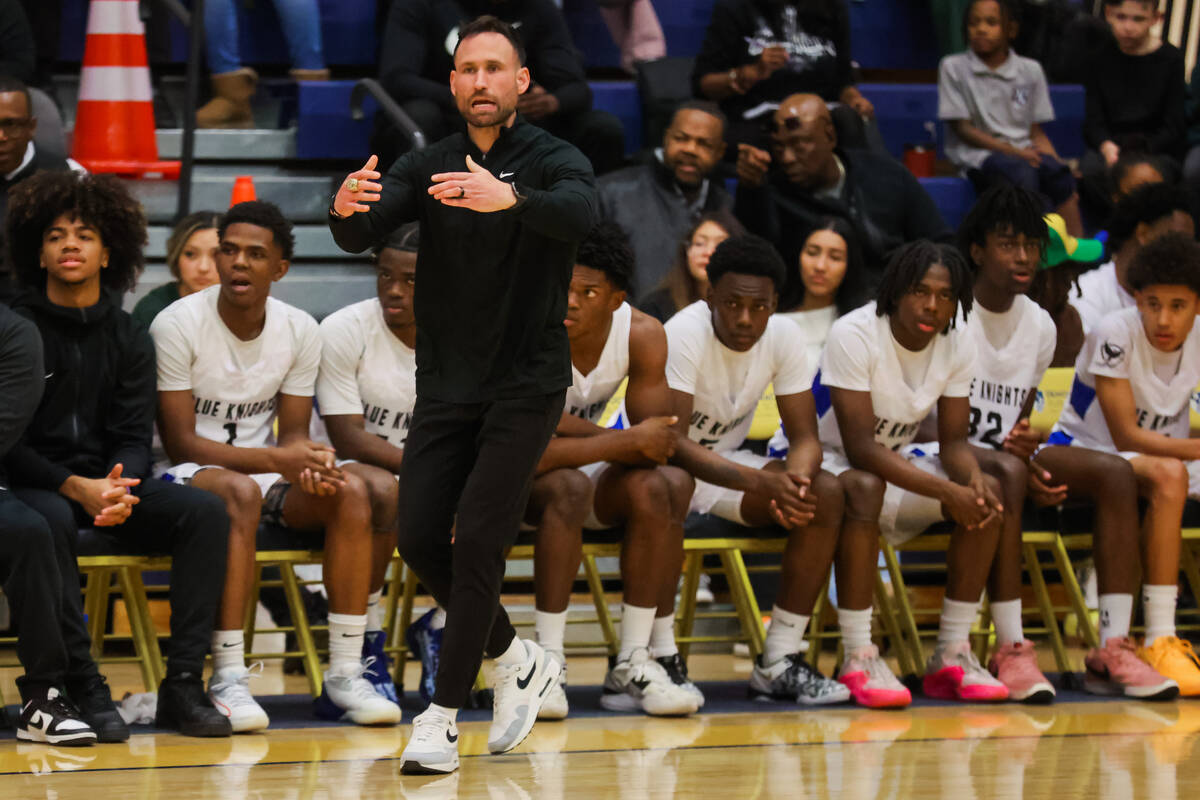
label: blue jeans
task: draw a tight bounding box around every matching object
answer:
[205,0,325,74]
[970,152,1077,210]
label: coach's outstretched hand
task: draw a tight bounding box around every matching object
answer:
[333,155,383,217]
[429,155,518,213]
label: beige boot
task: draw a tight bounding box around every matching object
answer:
[289,68,330,82]
[196,67,257,129]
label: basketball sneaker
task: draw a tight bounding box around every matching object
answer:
[17,687,96,747]
[156,671,233,737]
[400,707,460,775]
[600,648,698,716]
[537,652,569,721]
[655,652,706,708]
[361,632,399,703]
[837,644,912,708]
[923,641,1009,702]
[407,609,443,706]
[1084,637,1178,699]
[315,665,403,725]
[1138,636,1200,697]
[751,652,851,705]
[988,640,1056,704]
[66,672,129,743]
[488,638,561,753]
[208,665,270,732]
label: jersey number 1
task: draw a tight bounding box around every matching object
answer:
[224,422,238,445]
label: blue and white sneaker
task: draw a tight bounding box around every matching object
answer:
[313,665,402,726]
[361,631,399,703]
[406,609,443,706]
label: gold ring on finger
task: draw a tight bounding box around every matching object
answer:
[347,177,359,192]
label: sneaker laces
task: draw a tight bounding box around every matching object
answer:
[948,645,997,683]
[409,711,450,744]
[331,662,387,704]
[1168,637,1200,667]
[849,647,904,690]
[215,662,263,705]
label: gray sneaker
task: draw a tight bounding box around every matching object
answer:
[488,639,561,754]
[400,708,460,775]
[750,653,851,705]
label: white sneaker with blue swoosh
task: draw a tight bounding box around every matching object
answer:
[488,638,561,754]
[400,707,460,774]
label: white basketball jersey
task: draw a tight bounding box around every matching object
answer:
[564,301,631,423]
[666,300,814,453]
[1070,261,1134,335]
[1051,306,1200,452]
[964,297,1056,449]
[317,298,417,447]
[816,302,975,455]
[151,285,321,450]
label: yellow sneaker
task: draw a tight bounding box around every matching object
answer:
[1138,636,1200,696]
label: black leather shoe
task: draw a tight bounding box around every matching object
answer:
[156,672,232,737]
[66,673,129,743]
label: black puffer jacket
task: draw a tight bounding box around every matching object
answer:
[4,287,156,489]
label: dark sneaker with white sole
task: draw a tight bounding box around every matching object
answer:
[67,673,129,742]
[750,653,852,705]
[656,652,706,709]
[18,687,96,747]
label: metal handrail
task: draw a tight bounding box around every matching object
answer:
[349,78,427,151]
[145,0,201,220]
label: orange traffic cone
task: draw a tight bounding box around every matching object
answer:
[72,0,180,178]
[230,175,256,207]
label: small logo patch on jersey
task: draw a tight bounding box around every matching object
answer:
[1100,341,1125,367]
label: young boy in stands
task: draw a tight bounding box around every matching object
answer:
[960,185,1176,700]
[5,171,233,739]
[1047,231,1200,695]
[152,201,402,730]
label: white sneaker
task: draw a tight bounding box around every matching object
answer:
[537,653,569,721]
[488,639,561,754]
[600,648,698,716]
[400,707,460,775]
[208,665,269,732]
[317,665,402,726]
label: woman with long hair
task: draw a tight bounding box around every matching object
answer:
[639,209,746,323]
[776,216,866,362]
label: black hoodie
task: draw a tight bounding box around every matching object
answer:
[4,287,156,490]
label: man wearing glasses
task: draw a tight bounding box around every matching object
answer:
[734,93,950,295]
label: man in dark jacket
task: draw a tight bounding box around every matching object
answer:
[598,100,731,298]
[735,93,950,293]
[331,16,595,774]
[375,0,624,174]
[4,170,232,740]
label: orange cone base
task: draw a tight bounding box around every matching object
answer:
[76,158,181,179]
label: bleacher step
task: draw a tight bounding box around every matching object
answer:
[156,128,298,161]
[130,172,334,224]
[146,223,354,261]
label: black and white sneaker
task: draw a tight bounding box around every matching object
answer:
[17,687,97,747]
[488,639,560,754]
[400,707,460,774]
[750,652,851,705]
[656,652,706,709]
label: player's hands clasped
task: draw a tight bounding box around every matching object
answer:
[623,416,679,465]
[942,474,1003,531]
[760,471,817,530]
[333,155,383,217]
[274,440,345,493]
[429,155,518,212]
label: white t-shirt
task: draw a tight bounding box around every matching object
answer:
[565,301,631,423]
[817,302,976,455]
[1070,261,1134,336]
[1051,305,1200,452]
[151,285,321,451]
[777,305,838,368]
[965,297,1056,448]
[666,300,814,452]
[317,298,417,448]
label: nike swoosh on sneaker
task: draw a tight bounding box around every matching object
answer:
[631,677,650,691]
[516,661,537,690]
[446,730,458,743]
[220,642,240,647]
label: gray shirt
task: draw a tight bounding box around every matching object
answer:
[938,50,1055,170]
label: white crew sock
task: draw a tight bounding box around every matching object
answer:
[1143,584,1178,646]
[365,589,384,633]
[328,612,368,677]
[989,599,1024,646]
[211,630,245,674]
[1098,593,1134,645]
[429,606,447,630]
[428,702,458,723]
[763,605,809,665]
[938,597,980,647]
[535,609,568,655]
[495,635,527,667]
[618,604,657,662]
[837,607,873,653]
[649,613,678,659]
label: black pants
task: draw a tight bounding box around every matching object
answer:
[15,479,230,679]
[397,391,563,708]
[0,490,70,701]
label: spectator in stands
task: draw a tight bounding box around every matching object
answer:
[1071,183,1193,335]
[1029,214,1103,368]
[0,303,101,746]
[1184,62,1200,219]
[938,0,1082,235]
[775,217,865,364]
[4,171,233,739]
[692,0,874,155]
[376,0,624,174]
[598,101,730,298]
[638,209,744,323]
[1110,152,1177,203]
[735,94,950,291]
[1079,0,1186,223]
[594,0,666,74]
[0,0,34,85]
[131,211,220,330]
[197,0,328,128]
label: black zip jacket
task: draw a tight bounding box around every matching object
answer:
[0,302,44,489]
[330,117,597,403]
[4,287,156,490]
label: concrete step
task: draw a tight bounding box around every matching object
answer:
[131,172,334,223]
[146,223,356,261]
[156,128,298,161]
